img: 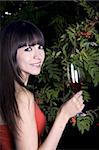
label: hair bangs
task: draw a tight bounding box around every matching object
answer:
[14,22,45,49]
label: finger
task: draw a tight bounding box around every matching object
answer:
[77,101,83,109]
[72,95,83,103]
[79,102,84,108]
[81,104,85,111]
[72,97,77,103]
[76,98,84,107]
[78,96,84,103]
[76,103,85,113]
[74,91,82,99]
[72,98,81,111]
[76,99,84,108]
[80,95,83,100]
[73,96,84,109]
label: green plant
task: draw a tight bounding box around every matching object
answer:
[34,0,99,134]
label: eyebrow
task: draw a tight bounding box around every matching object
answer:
[18,44,33,49]
[18,44,28,49]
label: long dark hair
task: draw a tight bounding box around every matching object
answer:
[0,20,44,135]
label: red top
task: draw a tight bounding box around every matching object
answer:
[0,103,46,150]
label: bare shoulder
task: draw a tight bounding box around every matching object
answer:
[15,87,35,110]
[15,87,38,149]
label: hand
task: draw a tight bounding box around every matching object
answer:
[60,91,85,119]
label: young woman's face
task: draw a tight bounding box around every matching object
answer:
[16,44,45,77]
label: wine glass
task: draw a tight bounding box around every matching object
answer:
[67,62,86,117]
[67,63,81,93]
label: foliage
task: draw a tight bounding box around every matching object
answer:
[77,107,99,134]
[34,0,99,134]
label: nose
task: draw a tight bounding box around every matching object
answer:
[33,55,41,60]
[33,48,41,60]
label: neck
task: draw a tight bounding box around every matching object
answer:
[15,74,29,93]
[21,72,30,86]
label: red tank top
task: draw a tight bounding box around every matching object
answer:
[0,103,46,150]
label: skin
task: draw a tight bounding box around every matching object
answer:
[14,44,85,150]
[16,44,45,85]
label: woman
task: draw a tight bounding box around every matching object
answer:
[0,20,85,150]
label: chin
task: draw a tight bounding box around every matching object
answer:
[33,72,40,76]
[31,70,41,76]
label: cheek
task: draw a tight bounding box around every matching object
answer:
[16,53,30,68]
[41,51,45,62]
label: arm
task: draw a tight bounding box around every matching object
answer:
[39,108,69,150]
[39,91,84,150]
[15,90,84,150]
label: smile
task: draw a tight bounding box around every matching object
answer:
[30,63,41,67]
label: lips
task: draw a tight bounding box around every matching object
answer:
[33,63,41,67]
[30,62,41,67]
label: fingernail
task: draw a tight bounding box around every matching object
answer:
[79,91,82,94]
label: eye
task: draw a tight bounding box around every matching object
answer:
[24,47,32,52]
[38,45,44,49]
